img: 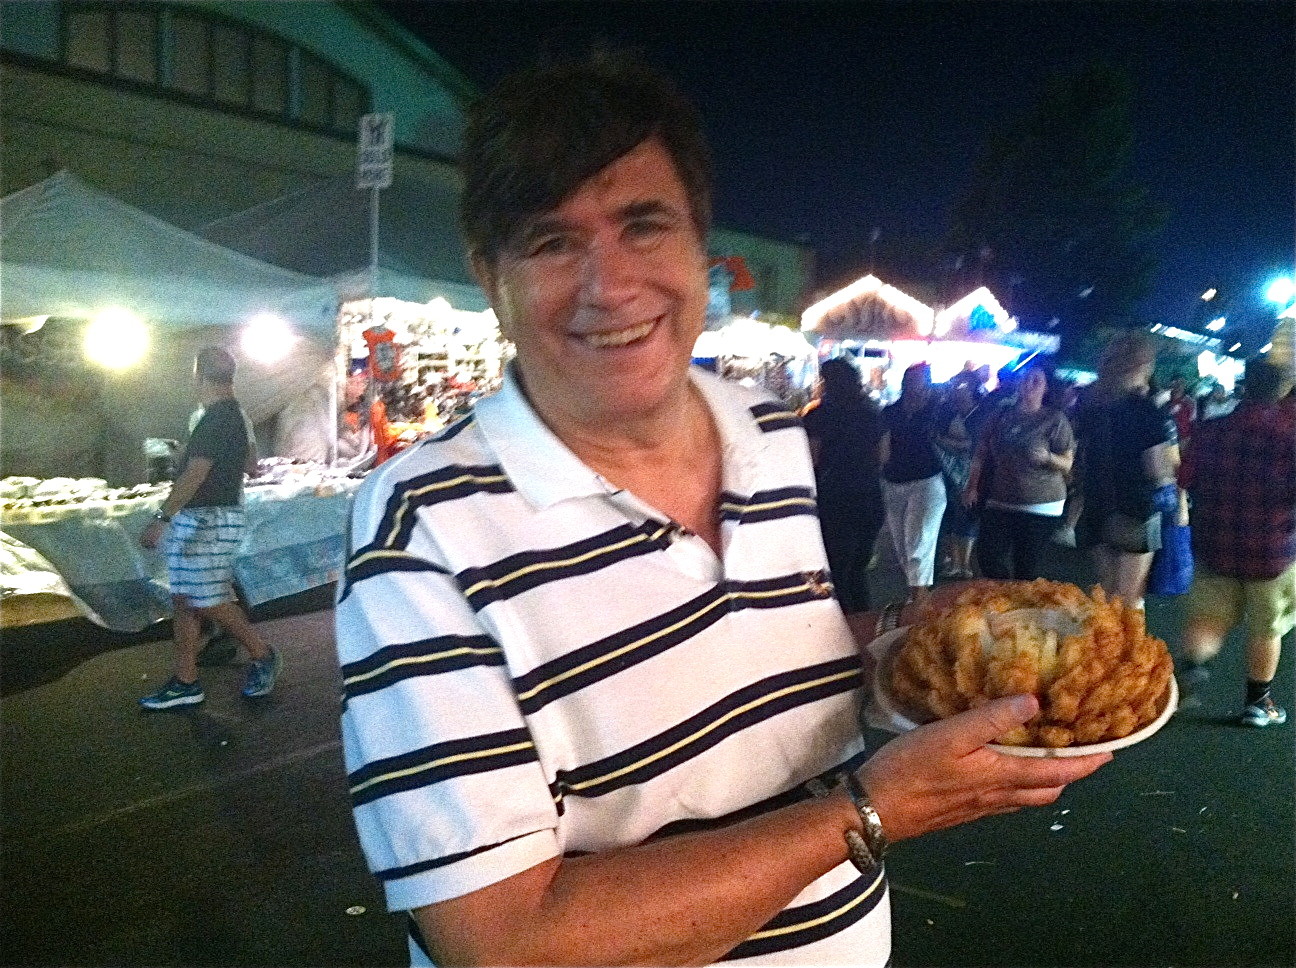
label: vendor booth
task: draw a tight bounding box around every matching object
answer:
[692,315,818,406]
[1,171,341,484]
[198,171,504,463]
[333,294,509,458]
[800,275,1057,400]
[0,172,354,629]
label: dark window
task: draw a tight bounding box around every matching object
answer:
[250,34,289,116]
[298,52,332,128]
[59,5,370,136]
[171,14,210,97]
[114,8,157,84]
[65,7,111,74]
[333,76,368,132]
[211,22,250,106]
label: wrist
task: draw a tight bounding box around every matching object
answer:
[838,771,888,868]
[153,510,172,523]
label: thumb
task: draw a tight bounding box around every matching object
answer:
[938,694,1039,755]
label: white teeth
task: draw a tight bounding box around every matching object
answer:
[580,321,655,348]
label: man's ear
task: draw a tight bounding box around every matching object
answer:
[469,252,496,299]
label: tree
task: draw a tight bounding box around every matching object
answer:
[946,64,1168,349]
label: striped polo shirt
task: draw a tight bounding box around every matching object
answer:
[336,366,889,966]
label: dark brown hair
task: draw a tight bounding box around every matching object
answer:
[459,53,713,267]
[194,346,236,386]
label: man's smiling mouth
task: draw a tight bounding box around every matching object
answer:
[576,319,657,349]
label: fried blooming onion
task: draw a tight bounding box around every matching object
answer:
[889,579,1173,747]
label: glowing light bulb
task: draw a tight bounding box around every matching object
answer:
[84,308,148,370]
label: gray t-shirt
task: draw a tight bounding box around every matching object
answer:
[983,406,1074,511]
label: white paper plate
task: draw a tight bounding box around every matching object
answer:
[869,626,1178,758]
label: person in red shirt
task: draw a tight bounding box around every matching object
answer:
[1177,358,1296,727]
[1165,376,1197,446]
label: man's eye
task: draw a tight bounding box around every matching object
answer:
[626,219,671,242]
[528,235,573,257]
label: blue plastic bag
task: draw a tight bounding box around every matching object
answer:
[1148,514,1194,595]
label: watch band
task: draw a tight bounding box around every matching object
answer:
[153,511,172,522]
[873,600,906,639]
[839,771,888,869]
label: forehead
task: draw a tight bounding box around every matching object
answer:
[544,138,689,221]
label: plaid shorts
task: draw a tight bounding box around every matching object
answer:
[165,507,245,608]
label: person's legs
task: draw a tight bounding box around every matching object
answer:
[1175,565,1241,707]
[1015,512,1058,581]
[1182,615,1232,665]
[818,498,875,614]
[1244,634,1283,684]
[1111,551,1154,610]
[171,595,204,684]
[951,534,975,577]
[975,508,1015,580]
[199,601,271,662]
[1239,564,1295,726]
[1090,543,1114,595]
[903,474,945,604]
[881,480,910,586]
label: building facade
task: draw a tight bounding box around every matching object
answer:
[2,0,811,314]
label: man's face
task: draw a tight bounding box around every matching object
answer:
[473,138,709,430]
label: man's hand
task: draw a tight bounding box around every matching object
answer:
[858,694,1111,843]
[140,519,165,550]
[961,483,978,508]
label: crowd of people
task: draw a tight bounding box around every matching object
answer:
[803,330,1294,736]
[804,340,1259,609]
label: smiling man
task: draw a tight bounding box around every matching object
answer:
[335,55,1108,967]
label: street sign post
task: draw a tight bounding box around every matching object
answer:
[342,112,396,467]
[356,112,394,189]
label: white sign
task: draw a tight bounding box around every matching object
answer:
[357,112,394,189]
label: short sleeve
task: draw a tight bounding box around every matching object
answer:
[336,475,561,912]
[186,409,221,460]
[187,405,245,463]
[1142,400,1177,449]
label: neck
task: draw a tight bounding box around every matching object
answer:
[558,384,714,478]
[200,386,233,407]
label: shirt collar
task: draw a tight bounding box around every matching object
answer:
[472,364,773,511]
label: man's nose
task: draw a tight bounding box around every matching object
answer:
[579,237,640,308]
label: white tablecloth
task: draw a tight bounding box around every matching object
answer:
[1,480,360,632]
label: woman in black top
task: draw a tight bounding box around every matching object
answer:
[803,357,883,613]
[879,362,947,607]
[1073,333,1181,608]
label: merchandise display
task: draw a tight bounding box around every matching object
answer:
[339,296,510,453]
[1,466,364,631]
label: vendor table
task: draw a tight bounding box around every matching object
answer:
[1,480,360,632]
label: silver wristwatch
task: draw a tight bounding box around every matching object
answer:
[839,771,888,869]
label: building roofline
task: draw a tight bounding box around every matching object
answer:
[338,2,480,105]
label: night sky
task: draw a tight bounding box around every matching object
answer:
[380,0,1294,335]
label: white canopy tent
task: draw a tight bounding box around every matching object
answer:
[1,171,339,331]
[0,172,342,483]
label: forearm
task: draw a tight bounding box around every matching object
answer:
[1040,451,1073,473]
[420,792,861,967]
[159,461,209,516]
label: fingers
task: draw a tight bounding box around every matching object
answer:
[923,694,1040,756]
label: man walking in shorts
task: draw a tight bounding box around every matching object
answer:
[139,347,282,709]
[1177,357,1295,727]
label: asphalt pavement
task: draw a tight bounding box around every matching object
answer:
[2,546,1293,967]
